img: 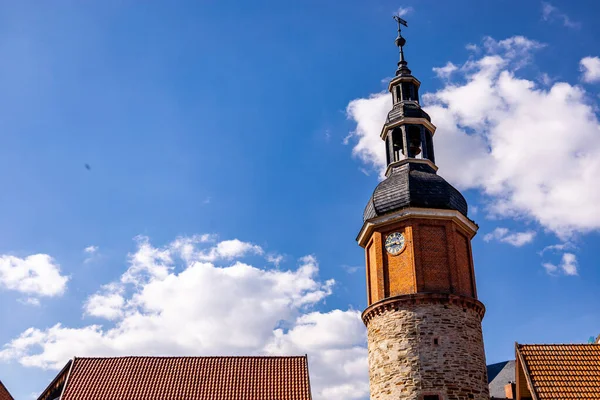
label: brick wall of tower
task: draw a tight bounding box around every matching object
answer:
[366,301,489,400]
[365,218,477,306]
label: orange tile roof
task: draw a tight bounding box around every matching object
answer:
[0,380,14,400]
[58,356,312,400]
[517,344,600,399]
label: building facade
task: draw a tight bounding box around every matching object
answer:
[357,20,489,400]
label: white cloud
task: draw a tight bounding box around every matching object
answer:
[542,262,558,274]
[539,242,575,255]
[561,253,578,275]
[481,36,545,64]
[18,297,41,307]
[433,62,458,80]
[580,56,600,83]
[169,235,264,264]
[346,91,390,177]
[542,252,578,276]
[0,254,68,297]
[542,2,580,28]
[395,7,413,17]
[266,310,369,399]
[84,284,124,320]
[466,43,479,52]
[202,239,264,261]
[483,227,536,247]
[342,265,361,274]
[83,245,99,264]
[84,245,98,254]
[539,73,554,86]
[346,35,600,237]
[0,235,365,400]
[266,253,284,267]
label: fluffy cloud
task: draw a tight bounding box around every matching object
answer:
[542,252,578,276]
[18,297,41,307]
[539,242,575,255]
[201,239,264,261]
[83,245,99,264]
[84,246,98,254]
[266,310,368,399]
[395,6,413,17]
[346,36,600,237]
[433,62,458,80]
[580,56,600,83]
[0,236,366,400]
[84,284,125,320]
[0,254,68,297]
[483,227,536,247]
[266,253,284,267]
[541,2,580,29]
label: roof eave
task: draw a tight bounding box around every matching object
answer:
[37,359,74,400]
[357,207,478,247]
[380,117,437,140]
[515,344,540,400]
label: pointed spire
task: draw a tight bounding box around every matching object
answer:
[393,16,411,76]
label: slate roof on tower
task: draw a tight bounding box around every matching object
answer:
[361,16,468,223]
[363,163,468,221]
[37,356,312,400]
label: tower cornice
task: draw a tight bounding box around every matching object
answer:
[388,75,421,92]
[361,292,486,326]
[357,207,478,247]
[384,158,438,177]
[380,117,437,140]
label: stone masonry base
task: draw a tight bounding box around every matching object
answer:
[364,294,489,400]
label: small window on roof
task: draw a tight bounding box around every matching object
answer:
[423,395,440,400]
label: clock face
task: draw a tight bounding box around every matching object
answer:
[385,232,406,256]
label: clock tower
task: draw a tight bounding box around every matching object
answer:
[357,19,489,400]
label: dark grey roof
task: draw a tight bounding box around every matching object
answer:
[386,101,431,125]
[363,162,468,222]
[487,360,515,399]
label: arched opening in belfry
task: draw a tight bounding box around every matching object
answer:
[407,125,422,158]
[392,128,405,162]
[393,82,419,104]
[401,82,418,102]
[425,129,435,163]
[386,125,436,164]
[394,85,402,104]
[386,127,406,164]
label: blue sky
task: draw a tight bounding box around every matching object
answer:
[1,1,600,399]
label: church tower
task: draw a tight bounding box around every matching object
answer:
[357,18,489,400]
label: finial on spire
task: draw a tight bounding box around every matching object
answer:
[392,15,411,76]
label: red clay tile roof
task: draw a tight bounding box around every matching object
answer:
[517,344,600,399]
[0,380,14,400]
[59,356,312,400]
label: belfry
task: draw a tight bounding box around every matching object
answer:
[357,18,489,400]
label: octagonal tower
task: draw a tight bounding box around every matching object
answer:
[357,19,489,400]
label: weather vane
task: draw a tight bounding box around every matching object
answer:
[393,15,408,32]
[393,15,408,63]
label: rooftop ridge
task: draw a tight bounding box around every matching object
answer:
[73,355,307,360]
[518,343,600,347]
